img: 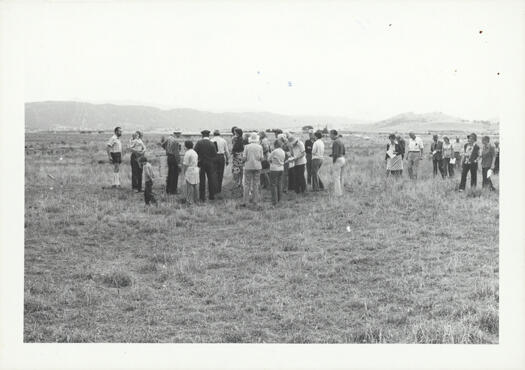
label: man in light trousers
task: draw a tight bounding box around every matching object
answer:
[241,133,264,206]
[406,131,424,180]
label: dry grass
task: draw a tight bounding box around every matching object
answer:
[24,131,499,343]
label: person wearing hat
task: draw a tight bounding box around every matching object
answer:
[430,134,445,179]
[459,133,480,192]
[210,129,230,194]
[287,134,307,194]
[194,130,219,201]
[304,129,315,186]
[241,133,264,206]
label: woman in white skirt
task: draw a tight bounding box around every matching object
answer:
[385,134,404,177]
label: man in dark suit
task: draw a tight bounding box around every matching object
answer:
[430,134,445,179]
[194,130,218,201]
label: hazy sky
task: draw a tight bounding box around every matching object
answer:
[23,1,504,121]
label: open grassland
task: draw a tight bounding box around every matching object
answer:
[24,132,499,343]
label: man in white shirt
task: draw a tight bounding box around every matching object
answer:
[210,130,230,194]
[406,131,424,180]
[182,140,200,205]
[106,126,123,188]
[311,130,325,191]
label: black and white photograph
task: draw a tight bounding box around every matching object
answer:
[1,0,525,368]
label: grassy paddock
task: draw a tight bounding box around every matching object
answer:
[24,131,499,343]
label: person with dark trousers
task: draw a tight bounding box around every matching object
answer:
[442,136,454,177]
[129,131,146,192]
[494,140,500,175]
[459,133,480,192]
[480,136,496,191]
[138,155,157,206]
[210,129,230,194]
[396,134,406,161]
[287,135,307,194]
[430,134,445,179]
[161,131,181,194]
[304,129,315,186]
[194,130,218,201]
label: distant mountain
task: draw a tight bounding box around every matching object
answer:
[357,111,499,133]
[24,101,368,132]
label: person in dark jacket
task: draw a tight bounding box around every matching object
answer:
[231,127,245,198]
[396,134,406,160]
[480,136,496,191]
[430,134,445,179]
[304,129,315,185]
[161,131,181,194]
[194,130,218,201]
[459,133,480,192]
[494,140,500,175]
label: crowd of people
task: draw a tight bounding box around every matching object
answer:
[104,127,499,207]
[383,131,499,192]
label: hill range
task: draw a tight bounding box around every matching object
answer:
[25,101,499,133]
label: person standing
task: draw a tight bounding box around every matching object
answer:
[182,140,200,205]
[305,129,315,186]
[396,134,406,161]
[385,134,403,177]
[284,132,295,192]
[459,133,481,192]
[106,126,123,188]
[138,155,157,206]
[161,131,181,194]
[268,140,285,205]
[406,132,424,180]
[210,129,230,194]
[231,127,245,198]
[494,140,500,175]
[311,130,325,191]
[430,134,445,179]
[241,133,264,206]
[129,131,146,192]
[453,137,462,169]
[287,135,307,194]
[329,130,346,196]
[480,136,496,191]
[276,133,290,193]
[259,131,271,190]
[442,136,454,177]
[194,130,219,201]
